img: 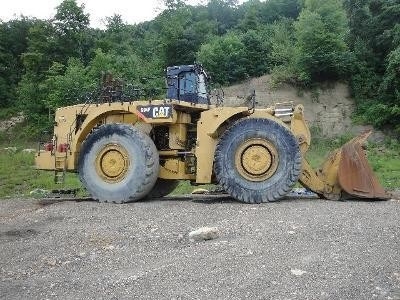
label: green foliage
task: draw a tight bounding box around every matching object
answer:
[269,19,298,86]
[269,19,296,66]
[207,0,240,34]
[0,18,36,107]
[0,107,18,120]
[375,45,400,132]
[17,72,51,132]
[0,150,81,198]
[345,0,400,132]
[237,0,302,26]
[293,0,350,84]
[241,27,273,76]
[164,0,188,10]
[306,134,400,189]
[42,58,93,109]
[53,0,90,62]
[2,0,304,127]
[0,0,399,136]
[380,46,400,103]
[270,0,352,86]
[1,136,398,199]
[197,33,247,84]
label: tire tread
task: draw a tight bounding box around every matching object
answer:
[214,118,302,203]
[78,123,159,203]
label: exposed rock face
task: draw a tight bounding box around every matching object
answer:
[22,148,36,153]
[0,112,25,132]
[210,75,375,138]
[3,147,17,153]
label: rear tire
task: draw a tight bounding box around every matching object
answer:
[146,179,179,199]
[78,124,159,203]
[214,118,301,203]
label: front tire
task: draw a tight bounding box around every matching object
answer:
[78,124,159,203]
[214,118,301,203]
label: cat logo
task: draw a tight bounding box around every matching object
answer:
[137,105,173,119]
[152,106,170,118]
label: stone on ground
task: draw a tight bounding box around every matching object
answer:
[189,227,220,242]
[191,188,209,194]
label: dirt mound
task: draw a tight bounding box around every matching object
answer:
[210,75,375,138]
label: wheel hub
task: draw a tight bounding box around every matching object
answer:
[241,145,272,175]
[96,144,130,183]
[235,139,278,182]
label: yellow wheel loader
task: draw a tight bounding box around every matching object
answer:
[35,64,388,203]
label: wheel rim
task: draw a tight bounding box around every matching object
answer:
[95,144,130,183]
[235,138,279,182]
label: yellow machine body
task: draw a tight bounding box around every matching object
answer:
[35,98,388,203]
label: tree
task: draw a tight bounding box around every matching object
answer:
[238,2,261,31]
[104,14,126,33]
[370,46,400,132]
[197,33,247,84]
[21,20,57,74]
[0,18,36,107]
[207,0,239,34]
[269,19,296,67]
[344,0,400,132]
[53,0,90,62]
[96,15,136,54]
[164,0,187,10]
[293,0,350,83]
[259,0,301,23]
[4,0,398,137]
[241,28,273,76]
[42,58,93,110]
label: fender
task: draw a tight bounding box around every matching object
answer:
[195,106,285,183]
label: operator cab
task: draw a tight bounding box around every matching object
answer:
[166,64,209,105]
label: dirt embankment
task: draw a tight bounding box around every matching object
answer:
[211,75,383,139]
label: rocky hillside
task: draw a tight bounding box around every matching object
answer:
[0,113,24,132]
[0,77,383,141]
[212,75,382,140]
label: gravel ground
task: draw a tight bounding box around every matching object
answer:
[0,195,399,300]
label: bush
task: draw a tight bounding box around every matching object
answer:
[197,33,248,85]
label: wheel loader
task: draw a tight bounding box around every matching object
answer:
[35,64,388,203]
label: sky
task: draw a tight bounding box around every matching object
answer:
[0,0,242,29]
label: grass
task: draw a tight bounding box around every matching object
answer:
[365,143,400,189]
[0,146,213,198]
[0,134,399,199]
[0,107,18,121]
[0,149,82,198]
[306,136,400,189]
[171,181,216,195]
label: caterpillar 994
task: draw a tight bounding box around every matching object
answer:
[35,64,388,203]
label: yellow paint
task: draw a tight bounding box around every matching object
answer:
[95,144,130,183]
[35,99,372,200]
[235,139,278,182]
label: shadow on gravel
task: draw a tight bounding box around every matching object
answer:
[36,197,94,206]
[341,198,390,203]
[140,194,239,204]
[147,194,321,205]
[191,195,239,205]
[0,228,39,241]
[34,194,390,207]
